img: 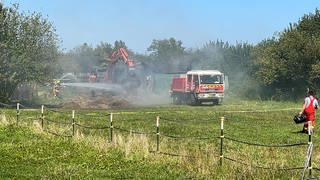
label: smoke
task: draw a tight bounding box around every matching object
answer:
[56,38,258,108]
[182,41,258,100]
[128,88,171,107]
[120,72,173,107]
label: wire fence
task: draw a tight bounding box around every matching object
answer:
[161,133,217,140]
[1,102,319,179]
[160,116,215,124]
[75,122,110,129]
[223,156,304,171]
[224,136,308,147]
[0,102,16,108]
[113,126,154,135]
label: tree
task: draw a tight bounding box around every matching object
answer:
[113,40,128,51]
[147,37,186,73]
[253,9,320,99]
[0,4,59,102]
[94,42,113,70]
[67,43,97,73]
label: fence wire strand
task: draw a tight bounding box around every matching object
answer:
[149,150,199,159]
[160,117,214,124]
[225,136,307,147]
[45,118,71,125]
[0,102,15,108]
[75,123,109,129]
[113,126,154,135]
[46,109,66,113]
[78,113,110,119]
[314,167,320,172]
[224,156,304,171]
[43,129,72,138]
[19,103,33,109]
[161,133,218,140]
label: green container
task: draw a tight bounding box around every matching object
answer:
[152,73,181,94]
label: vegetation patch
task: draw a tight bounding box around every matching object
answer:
[0,100,319,179]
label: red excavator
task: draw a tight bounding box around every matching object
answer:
[105,48,141,89]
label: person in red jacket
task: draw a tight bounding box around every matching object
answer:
[88,71,97,83]
[300,89,318,133]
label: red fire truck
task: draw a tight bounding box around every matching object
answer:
[170,70,225,105]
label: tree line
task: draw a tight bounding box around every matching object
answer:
[1,3,320,102]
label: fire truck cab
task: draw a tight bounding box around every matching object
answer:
[170,70,225,105]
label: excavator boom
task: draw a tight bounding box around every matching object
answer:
[105,48,138,86]
[109,48,135,68]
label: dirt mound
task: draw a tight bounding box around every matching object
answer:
[62,93,132,109]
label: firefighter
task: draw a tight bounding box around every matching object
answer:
[300,89,318,133]
[88,71,97,97]
[88,71,97,83]
[53,80,62,99]
[145,75,152,91]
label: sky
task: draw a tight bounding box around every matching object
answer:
[2,0,320,54]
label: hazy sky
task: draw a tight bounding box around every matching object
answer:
[3,0,320,53]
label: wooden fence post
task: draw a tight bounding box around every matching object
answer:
[41,105,44,129]
[156,116,160,152]
[220,116,224,166]
[308,121,313,178]
[110,113,113,142]
[16,103,20,126]
[72,110,75,136]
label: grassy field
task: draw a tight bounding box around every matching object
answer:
[0,99,319,179]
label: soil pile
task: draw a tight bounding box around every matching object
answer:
[62,93,132,109]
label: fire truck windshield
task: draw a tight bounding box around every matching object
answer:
[200,75,223,84]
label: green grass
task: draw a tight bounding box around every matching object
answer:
[0,125,192,179]
[0,99,319,179]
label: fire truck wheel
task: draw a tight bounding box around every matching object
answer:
[213,99,222,105]
[212,99,219,105]
[190,94,199,106]
[172,94,181,105]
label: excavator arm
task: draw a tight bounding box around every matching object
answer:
[108,48,135,68]
[105,48,136,83]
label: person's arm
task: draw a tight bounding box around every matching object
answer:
[300,98,307,114]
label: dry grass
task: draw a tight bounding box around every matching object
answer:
[0,114,10,126]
